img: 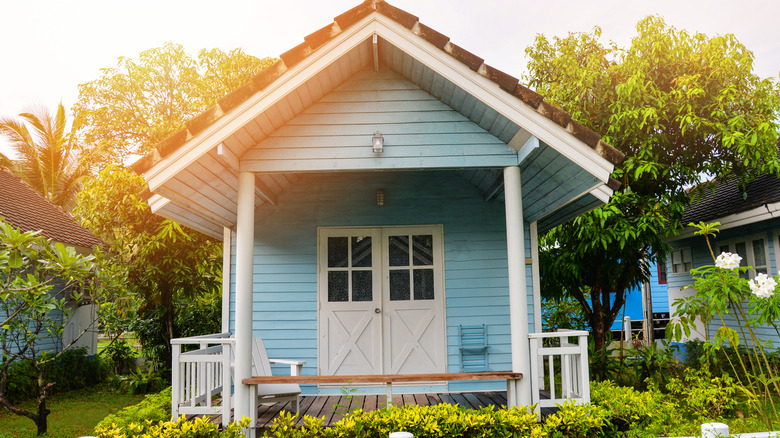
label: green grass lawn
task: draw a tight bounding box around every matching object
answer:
[0,386,145,438]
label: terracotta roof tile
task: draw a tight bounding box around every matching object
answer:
[568,120,601,149]
[334,1,373,29]
[305,22,342,50]
[156,128,190,159]
[132,0,626,175]
[376,1,418,29]
[414,23,449,50]
[280,41,313,69]
[0,167,102,248]
[444,42,484,72]
[511,83,544,109]
[481,64,519,92]
[185,105,224,136]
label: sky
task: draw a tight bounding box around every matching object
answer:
[1,0,779,157]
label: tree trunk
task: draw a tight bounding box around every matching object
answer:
[35,380,51,436]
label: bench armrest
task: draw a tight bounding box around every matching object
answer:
[269,358,306,376]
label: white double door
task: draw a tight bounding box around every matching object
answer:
[318,226,446,376]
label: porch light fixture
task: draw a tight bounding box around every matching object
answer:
[376,189,385,207]
[372,131,384,153]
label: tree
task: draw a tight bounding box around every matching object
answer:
[74,42,275,164]
[528,16,780,354]
[74,166,222,373]
[0,103,97,210]
[0,220,97,435]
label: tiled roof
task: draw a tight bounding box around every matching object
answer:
[683,173,780,224]
[131,0,624,175]
[0,167,102,248]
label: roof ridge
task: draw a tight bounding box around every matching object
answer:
[131,0,625,176]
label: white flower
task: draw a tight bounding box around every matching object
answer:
[749,273,777,299]
[715,252,742,270]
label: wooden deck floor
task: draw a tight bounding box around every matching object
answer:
[210,391,509,429]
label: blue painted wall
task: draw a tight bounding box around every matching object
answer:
[228,170,534,393]
[608,260,669,332]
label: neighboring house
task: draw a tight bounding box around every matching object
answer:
[0,166,103,355]
[666,172,780,347]
[132,0,624,420]
[609,260,670,342]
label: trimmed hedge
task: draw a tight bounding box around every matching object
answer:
[4,347,110,403]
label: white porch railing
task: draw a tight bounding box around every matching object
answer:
[528,330,590,412]
[171,332,234,426]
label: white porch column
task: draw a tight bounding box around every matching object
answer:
[234,171,255,422]
[503,165,533,407]
[222,227,232,333]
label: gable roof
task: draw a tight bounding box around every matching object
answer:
[0,167,102,248]
[132,0,623,177]
[131,0,625,239]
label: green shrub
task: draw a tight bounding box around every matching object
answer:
[542,400,610,438]
[3,347,110,403]
[95,387,171,433]
[665,368,739,419]
[95,414,248,438]
[264,404,544,438]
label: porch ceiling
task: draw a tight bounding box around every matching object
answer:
[134,3,623,239]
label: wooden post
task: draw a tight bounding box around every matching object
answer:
[235,171,255,425]
[503,165,532,407]
[222,227,232,333]
[171,343,181,420]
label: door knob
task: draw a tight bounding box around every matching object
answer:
[375,308,381,313]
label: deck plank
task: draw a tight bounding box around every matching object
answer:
[450,393,470,408]
[463,392,486,409]
[413,393,429,406]
[364,394,379,412]
[427,394,441,406]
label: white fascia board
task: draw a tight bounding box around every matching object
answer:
[668,201,780,242]
[371,15,615,184]
[148,193,170,213]
[590,184,613,204]
[144,14,381,191]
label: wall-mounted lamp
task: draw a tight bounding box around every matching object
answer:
[376,189,385,207]
[372,131,384,153]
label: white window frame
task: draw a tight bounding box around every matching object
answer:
[771,230,780,276]
[715,233,770,278]
[671,247,692,274]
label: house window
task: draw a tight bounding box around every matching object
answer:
[657,261,667,284]
[671,248,692,274]
[717,235,769,279]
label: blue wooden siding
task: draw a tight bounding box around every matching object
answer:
[607,260,669,332]
[240,68,520,173]
[229,171,534,393]
[667,218,780,349]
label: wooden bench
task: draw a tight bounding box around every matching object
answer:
[243,371,522,408]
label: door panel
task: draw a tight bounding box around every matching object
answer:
[319,226,445,376]
[382,227,446,374]
[319,229,382,375]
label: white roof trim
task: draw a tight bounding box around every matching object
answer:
[143,11,616,193]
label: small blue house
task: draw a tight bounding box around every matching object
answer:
[608,260,669,340]
[133,0,623,423]
[665,172,780,347]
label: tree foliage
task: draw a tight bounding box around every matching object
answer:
[74,166,222,372]
[0,220,98,435]
[73,42,275,164]
[529,16,780,352]
[0,103,99,210]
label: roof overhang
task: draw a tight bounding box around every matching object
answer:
[668,201,780,242]
[133,1,624,239]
